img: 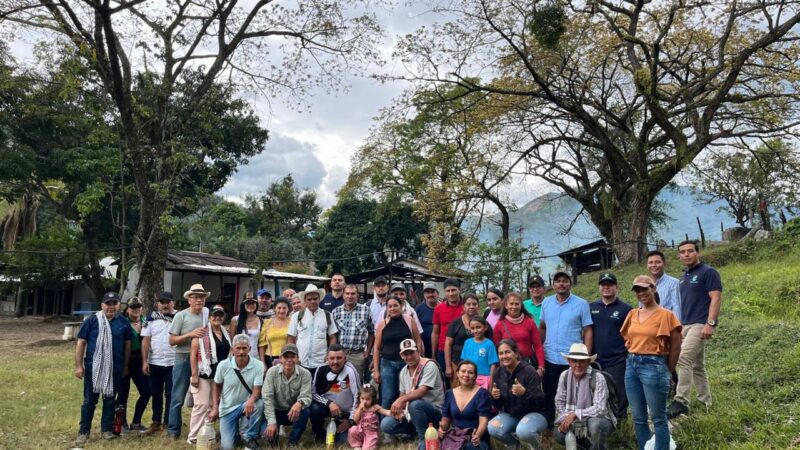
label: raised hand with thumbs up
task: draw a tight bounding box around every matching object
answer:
[511,377,526,396]
[491,382,501,399]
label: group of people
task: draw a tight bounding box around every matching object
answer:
[73,240,722,450]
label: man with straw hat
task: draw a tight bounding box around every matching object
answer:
[288,284,338,379]
[553,343,615,450]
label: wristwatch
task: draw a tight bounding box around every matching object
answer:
[707,319,718,327]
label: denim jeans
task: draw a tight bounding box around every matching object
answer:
[116,354,151,425]
[219,399,265,450]
[487,412,548,448]
[79,370,120,434]
[626,355,671,450]
[309,400,349,442]
[167,353,191,436]
[553,417,614,450]
[379,358,406,409]
[149,364,173,425]
[380,400,441,450]
[269,407,311,445]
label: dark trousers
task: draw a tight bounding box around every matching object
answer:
[117,354,151,425]
[543,362,570,424]
[268,407,311,445]
[310,401,349,442]
[79,371,120,434]
[604,361,628,419]
[149,364,173,425]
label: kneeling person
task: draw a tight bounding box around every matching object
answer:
[263,344,312,447]
[380,339,444,450]
[310,344,361,443]
[208,334,265,450]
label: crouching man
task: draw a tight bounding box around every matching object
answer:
[208,334,265,450]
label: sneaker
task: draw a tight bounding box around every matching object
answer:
[245,439,260,449]
[102,431,117,440]
[381,434,394,445]
[519,441,540,450]
[144,423,162,435]
[668,401,689,418]
[74,433,89,446]
[186,438,197,445]
[130,423,147,433]
[165,433,179,441]
[120,424,131,434]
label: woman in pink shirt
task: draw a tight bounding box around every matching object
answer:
[493,292,545,379]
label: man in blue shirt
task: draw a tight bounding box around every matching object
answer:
[669,241,722,418]
[646,250,681,321]
[320,273,345,312]
[74,292,132,446]
[590,272,632,420]
[414,282,440,359]
[539,271,593,423]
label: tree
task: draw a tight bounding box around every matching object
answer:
[389,0,800,263]
[462,239,541,295]
[1,0,382,303]
[690,140,800,228]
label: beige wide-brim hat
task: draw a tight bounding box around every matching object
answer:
[561,343,597,363]
[183,283,211,300]
[298,283,326,301]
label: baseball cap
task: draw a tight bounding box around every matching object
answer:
[102,292,122,304]
[127,297,143,307]
[399,338,418,355]
[390,283,406,293]
[280,343,299,356]
[598,272,618,285]
[157,291,174,302]
[528,275,545,287]
[422,282,438,291]
[256,288,272,297]
[210,304,226,316]
[443,278,460,288]
[373,275,388,285]
[632,275,656,289]
[553,271,572,281]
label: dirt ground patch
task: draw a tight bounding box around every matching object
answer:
[0,316,75,355]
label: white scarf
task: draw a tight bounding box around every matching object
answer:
[91,311,115,396]
[198,322,231,376]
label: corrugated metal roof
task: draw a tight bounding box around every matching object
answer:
[166,250,249,270]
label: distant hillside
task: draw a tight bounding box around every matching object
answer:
[471,186,735,275]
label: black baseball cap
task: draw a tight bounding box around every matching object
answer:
[102,292,122,304]
[373,276,388,285]
[158,291,174,302]
[528,275,545,287]
[598,272,618,285]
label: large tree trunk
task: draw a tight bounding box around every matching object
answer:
[82,219,107,300]
[610,195,653,265]
[487,193,511,292]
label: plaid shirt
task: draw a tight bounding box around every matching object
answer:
[332,303,374,351]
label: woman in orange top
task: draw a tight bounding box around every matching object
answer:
[620,275,682,450]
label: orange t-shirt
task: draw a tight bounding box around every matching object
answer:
[620,308,682,355]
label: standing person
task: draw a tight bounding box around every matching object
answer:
[188,305,231,445]
[487,339,548,449]
[73,292,132,446]
[348,384,390,450]
[482,288,504,330]
[669,240,722,418]
[444,294,492,383]
[622,275,682,450]
[117,297,151,433]
[390,282,424,335]
[493,292,545,379]
[432,278,464,375]
[229,293,261,360]
[589,272,632,420]
[287,283,338,379]
[539,272,594,423]
[262,344,313,448]
[321,273,346,312]
[459,316,498,390]
[439,360,492,450]
[553,344,616,450]
[368,276,391,331]
[380,339,445,450]
[258,296,292,367]
[646,250,681,321]
[256,288,274,320]
[372,296,425,412]
[523,275,547,325]
[167,283,210,440]
[141,291,177,435]
[415,282,440,359]
[282,288,297,298]
[207,334,265,450]
[310,344,361,444]
[332,284,374,376]
[290,293,304,313]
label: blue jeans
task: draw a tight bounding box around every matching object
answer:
[116,354,151,425]
[219,399,265,450]
[149,364,173,425]
[626,355,671,450]
[554,417,614,450]
[269,407,311,445]
[79,369,120,434]
[310,400,349,442]
[380,400,442,450]
[487,412,548,447]
[167,353,191,436]
[380,358,405,409]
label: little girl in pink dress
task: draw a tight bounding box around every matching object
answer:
[348,384,390,450]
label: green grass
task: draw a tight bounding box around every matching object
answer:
[2,231,800,449]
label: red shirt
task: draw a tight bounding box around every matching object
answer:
[433,302,463,351]
[493,315,545,368]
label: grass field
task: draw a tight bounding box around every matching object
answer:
[1,227,799,449]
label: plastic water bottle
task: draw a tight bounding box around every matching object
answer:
[424,423,439,450]
[196,420,216,450]
[326,419,337,450]
[565,429,578,450]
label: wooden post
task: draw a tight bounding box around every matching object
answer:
[720,222,724,235]
[671,240,674,248]
[696,217,706,248]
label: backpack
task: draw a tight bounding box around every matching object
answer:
[297,308,332,328]
[589,362,619,414]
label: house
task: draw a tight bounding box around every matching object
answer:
[345,258,469,305]
[554,239,615,282]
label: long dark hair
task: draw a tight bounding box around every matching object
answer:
[498,292,533,321]
[235,299,257,334]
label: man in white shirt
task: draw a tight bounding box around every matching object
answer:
[141,291,176,435]
[288,284,338,379]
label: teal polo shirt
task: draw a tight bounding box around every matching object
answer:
[214,357,265,417]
